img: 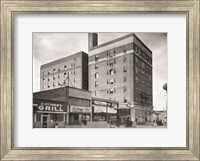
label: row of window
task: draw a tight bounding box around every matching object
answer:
[95,67,128,79]
[42,71,77,82]
[134,44,152,64]
[135,57,152,71]
[135,77,151,88]
[94,45,128,63]
[94,56,128,71]
[135,97,152,105]
[135,87,152,97]
[42,60,77,76]
[42,79,76,89]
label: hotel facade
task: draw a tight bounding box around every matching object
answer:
[40,51,88,91]
[88,33,153,123]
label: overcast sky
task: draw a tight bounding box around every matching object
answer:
[33,33,167,111]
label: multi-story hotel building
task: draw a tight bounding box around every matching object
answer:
[40,51,88,91]
[88,33,153,123]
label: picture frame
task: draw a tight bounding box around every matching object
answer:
[0,0,199,160]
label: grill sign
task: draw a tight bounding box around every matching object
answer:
[37,102,66,112]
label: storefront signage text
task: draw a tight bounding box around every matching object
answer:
[70,106,91,113]
[37,102,66,112]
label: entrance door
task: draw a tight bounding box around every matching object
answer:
[42,115,48,128]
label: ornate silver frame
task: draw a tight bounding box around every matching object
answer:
[1,0,199,160]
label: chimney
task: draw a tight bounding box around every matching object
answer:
[88,33,98,51]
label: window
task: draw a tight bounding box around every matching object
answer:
[95,91,98,96]
[74,70,76,75]
[74,58,76,61]
[71,70,73,74]
[64,73,67,77]
[95,64,98,70]
[110,88,114,94]
[74,62,76,67]
[42,78,45,82]
[95,72,99,78]
[95,55,98,62]
[42,85,45,89]
[58,67,61,72]
[124,97,127,103]
[48,84,50,88]
[42,72,45,76]
[141,62,145,68]
[53,69,56,73]
[95,81,98,87]
[123,76,127,82]
[64,65,67,70]
[71,63,73,67]
[123,56,127,62]
[74,78,76,83]
[123,66,127,72]
[36,113,41,122]
[124,86,127,92]
[48,71,50,75]
[135,67,138,73]
[58,74,60,79]
[123,45,127,53]
[53,82,55,87]
[58,82,61,86]
[135,77,138,83]
[107,79,109,84]
[110,78,114,84]
[53,76,55,80]
[48,77,50,81]
[110,69,114,75]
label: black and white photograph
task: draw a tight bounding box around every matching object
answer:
[33,32,167,128]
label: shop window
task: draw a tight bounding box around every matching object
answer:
[95,55,99,62]
[124,97,127,103]
[95,81,98,87]
[95,72,99,78]
[35,113,41,122]
[50,114,64,122]
[64,65,67,70]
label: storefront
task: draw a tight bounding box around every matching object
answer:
[92,98,118,122]
[33,98,67,128]
[69,105,91,125]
